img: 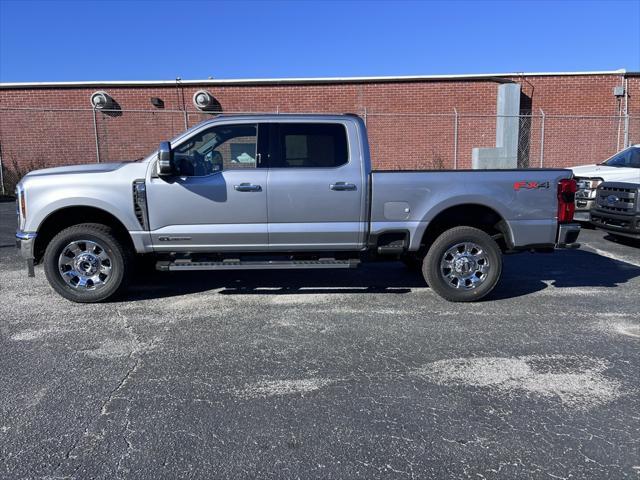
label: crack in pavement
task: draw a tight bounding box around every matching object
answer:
[57,307,149,477]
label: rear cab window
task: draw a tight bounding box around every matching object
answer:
[270,123,349,168]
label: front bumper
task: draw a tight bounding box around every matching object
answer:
[574,199,596,222]
[16,231,37,277]
[591,210,640,239]
[556,223,581,248]
[573,210,592,222]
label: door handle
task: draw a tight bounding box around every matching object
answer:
[330,182,357,191]
[234,183,262,192]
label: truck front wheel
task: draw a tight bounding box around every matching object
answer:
[43,223,132,303]
[423,226,502,302]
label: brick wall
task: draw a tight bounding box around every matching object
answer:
[0,73,638,179]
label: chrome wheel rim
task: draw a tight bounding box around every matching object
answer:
[58,240,112,290]
[440,242,489,290]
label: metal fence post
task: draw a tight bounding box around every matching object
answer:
[0,142,5,196]
[93,108,101,163]
[624,78,629,148]
[539,109,545,168]
[453,108,459,170]
[624,113,630,148]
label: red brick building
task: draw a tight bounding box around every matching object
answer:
[1,70,638,191]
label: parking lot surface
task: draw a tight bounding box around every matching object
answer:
[1,201,639,479]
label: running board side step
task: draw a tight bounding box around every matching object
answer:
[156,258,361,271]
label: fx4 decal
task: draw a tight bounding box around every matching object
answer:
[513,181,550,191]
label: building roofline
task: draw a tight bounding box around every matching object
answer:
[0,69,628,89]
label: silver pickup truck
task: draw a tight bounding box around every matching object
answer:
[16,114,580,303]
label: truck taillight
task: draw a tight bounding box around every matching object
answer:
[557,178,577,223]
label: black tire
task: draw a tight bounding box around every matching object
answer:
[43,223,132,303]
[423,226,502,302]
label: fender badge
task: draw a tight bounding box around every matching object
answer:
[514,181,550,191]
[158,236,192,241]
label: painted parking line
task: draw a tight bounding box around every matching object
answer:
[580,244,640,268]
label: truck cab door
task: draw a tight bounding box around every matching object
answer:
[146,123,269,252]
[266,121,366,251]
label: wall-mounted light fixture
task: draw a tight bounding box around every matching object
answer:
[150,97,164,108]
[193,89,217,111]
[90,91,114,110]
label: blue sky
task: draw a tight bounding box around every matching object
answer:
[1,0,639,82]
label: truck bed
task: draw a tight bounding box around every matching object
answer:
[370,168,573,250]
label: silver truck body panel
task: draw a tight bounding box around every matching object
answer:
[370,170,571,249]
[17,114,573,257]
[265,117,367,250]
[20,161,151,237]
[145,115,370,252]
[146,170,270,251]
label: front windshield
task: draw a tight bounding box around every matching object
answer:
[602,147,640,168]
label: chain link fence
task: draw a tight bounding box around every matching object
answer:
[1,106,638,195]
[364,112,636,170]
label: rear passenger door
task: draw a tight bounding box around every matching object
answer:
[266,121,365,251]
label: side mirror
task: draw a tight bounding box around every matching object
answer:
[157,141,175,176]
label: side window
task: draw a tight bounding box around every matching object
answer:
[273,123,348,168]
[173,124,258,176]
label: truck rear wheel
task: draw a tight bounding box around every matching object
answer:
[43,223,132,303]
[423,226,502,302]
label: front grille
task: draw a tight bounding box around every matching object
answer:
[595,184,637,213]
[599,185,636,194]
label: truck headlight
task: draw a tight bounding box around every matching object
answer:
[575,178,603,199]
[16,185,27,220]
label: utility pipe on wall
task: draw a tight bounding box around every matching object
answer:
[539,109,545,168]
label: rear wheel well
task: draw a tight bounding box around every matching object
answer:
[34,207,134,262]
[420,204,510,253]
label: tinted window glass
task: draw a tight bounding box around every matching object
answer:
[274,123,348,168]
[173,124,257,176]
[603,147,640,168]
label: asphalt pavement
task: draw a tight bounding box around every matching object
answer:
[1,201,638,479]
